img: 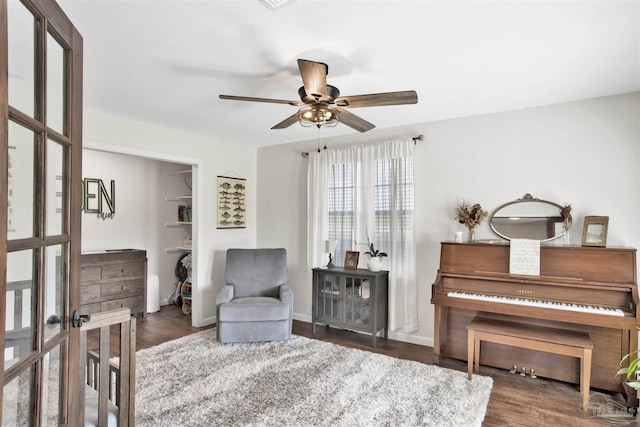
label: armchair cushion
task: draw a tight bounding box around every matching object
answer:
[218,296,289,322]
[225,248,288,298]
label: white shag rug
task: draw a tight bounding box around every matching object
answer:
[134,329,493,426]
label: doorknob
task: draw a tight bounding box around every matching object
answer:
[72,310,91,328]
[46,315,61,329]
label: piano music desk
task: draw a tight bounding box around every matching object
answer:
[467,316,594,410]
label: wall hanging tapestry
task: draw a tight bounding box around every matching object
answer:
[217,175,246,229]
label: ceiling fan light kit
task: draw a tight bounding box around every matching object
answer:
[298,105,339,128]
[219,59,418,133]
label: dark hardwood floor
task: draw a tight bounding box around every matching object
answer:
[112,305,632,426]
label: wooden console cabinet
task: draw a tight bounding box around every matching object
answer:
[312,267,388,347]
[80,249,147,318]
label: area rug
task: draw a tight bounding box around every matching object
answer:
[134,329,493,426]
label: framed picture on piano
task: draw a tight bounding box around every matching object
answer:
[581,215,609,247]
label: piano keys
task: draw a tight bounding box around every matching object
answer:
[447,291,626,317]
[431,241,639,407]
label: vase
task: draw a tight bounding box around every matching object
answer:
[563,227,570,245]
[467,226,476,242]
[367,256,383,272]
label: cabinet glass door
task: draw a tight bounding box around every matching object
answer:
[345,277,371,327]
[316,273,340,322]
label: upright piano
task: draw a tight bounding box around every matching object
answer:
[431,241,639,407]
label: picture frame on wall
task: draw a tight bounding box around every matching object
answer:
[344,251,359,269]
[217,176,246,229]
[581,216,609,247]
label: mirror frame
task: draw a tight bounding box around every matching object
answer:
[489,193,568,242]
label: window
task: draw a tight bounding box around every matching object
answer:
[308,139,418,332]
[327,157,414,267]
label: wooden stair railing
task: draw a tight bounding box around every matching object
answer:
[80,308,136,426]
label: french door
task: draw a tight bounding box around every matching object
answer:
[1,0,83,425]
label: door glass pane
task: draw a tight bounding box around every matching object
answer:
[47,140,65,236]
[44,245,65,342]
[2,364,32,426]
[42,344,63,426]
[7,0,35,117]
[47,32,65,134]
[5,250,35,368]
[8,122,36,240]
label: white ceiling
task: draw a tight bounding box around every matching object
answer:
[57,0,640,148]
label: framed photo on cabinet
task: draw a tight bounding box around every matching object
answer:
[344,251,359,269]
[581,216,609,247]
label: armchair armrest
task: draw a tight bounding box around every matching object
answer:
[279,284,293,309]
[216,285,234,305]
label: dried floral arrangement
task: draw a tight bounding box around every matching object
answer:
[454,201,488,228]
[560,203,572,230]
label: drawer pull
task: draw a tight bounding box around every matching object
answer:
[121,286,126,291]
[121,303,125,307]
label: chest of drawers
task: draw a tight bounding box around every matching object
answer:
[80,249,147,318]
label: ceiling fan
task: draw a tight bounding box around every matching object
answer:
[219,59,418,133]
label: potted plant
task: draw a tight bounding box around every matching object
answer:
[618,349,640,391]
[364,242,387,272]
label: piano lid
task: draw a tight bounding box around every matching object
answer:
[439,242,637,285]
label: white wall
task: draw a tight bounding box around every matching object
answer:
[82,151,194,306]
[256,92,640,346]
[81,150,159,253]
[82,108,257,327]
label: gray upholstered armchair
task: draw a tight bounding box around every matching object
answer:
[216,248,293,343]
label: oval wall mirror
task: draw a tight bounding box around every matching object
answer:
[490,194,567,242]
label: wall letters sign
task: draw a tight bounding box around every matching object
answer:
[82,178,115,220]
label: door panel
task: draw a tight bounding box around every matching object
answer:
[46,32,64,135]
[40,343,63,425]
[44,244,64,342]
[7,122,35,240]
[5,249,35,367]
[2,363,32,426]
[7,0,35,117]
[2,0,83,425]
[46,139,66,236]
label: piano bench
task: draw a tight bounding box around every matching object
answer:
[466,316,594,411]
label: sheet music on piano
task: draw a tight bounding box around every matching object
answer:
[509,238,540,276]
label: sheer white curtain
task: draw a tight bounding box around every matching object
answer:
[307,139,417,333]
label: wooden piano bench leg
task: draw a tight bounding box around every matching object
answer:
[467,328,474,380]
[582,347,593,411]
[474,337,481,371]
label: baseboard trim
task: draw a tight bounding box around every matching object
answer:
[200,315,216,327]
[293,313,312,323]
[292,313,432,347]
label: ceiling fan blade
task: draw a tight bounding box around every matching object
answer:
[271,112,300,129]
[337,107,375,133]
[297,59,328,101]
[335,90,418,108]
[219,94,303,106]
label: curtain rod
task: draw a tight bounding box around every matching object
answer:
[300,134,424,158]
